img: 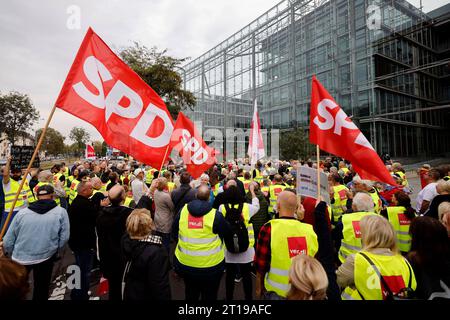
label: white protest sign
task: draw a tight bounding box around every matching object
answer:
[296,166,330,203]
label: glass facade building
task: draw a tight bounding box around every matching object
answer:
[182,0,450,160]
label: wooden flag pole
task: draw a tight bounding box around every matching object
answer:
[316,144,321,200]
[0,104,58,241]
[156,145,170,179]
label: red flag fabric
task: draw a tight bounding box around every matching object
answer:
[169,112,217,179]
[309,75,396,185]
[247,99,265,166]
[85,144,95,159]
[55,28,174,168]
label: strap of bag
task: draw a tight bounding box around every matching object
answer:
[121,260,132,299]
[358,252,395,299]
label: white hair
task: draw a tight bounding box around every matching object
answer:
[352,192,375,212]
[353,175,375,188]
[200,173,209,182]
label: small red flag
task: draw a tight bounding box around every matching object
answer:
[169,112,217,179]
[309,75,396,185]
[55,28,174,168]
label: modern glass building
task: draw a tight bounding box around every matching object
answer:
[182,0,450,161]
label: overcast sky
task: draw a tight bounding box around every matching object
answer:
[0,0,447,143]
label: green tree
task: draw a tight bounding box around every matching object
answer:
[0,91,39,144]
[69,127,91,155]
[119,43,196,117]
[279,128,310,161]
[93,140,106,156]
[35,127,65,156]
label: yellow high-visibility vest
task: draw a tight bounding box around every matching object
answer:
[243,180,252,191]
[211,183,221,196]
[342,251,416,300]
[175,204,224,268]
[264,219,318,297]
[369,190,383,214]
[167,182,176,193]
[124,196,134,208]
[69,179,80,205]
[339,211,377,263]
[387,206,414,253]
[331,184,349,223]
[268,184,286,213]
[4,179,26,211]
[253,168,263,184]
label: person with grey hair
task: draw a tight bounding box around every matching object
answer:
[172,185,230,301]
[68,180,97,300]
[337,192,377,263]
[424,179,450,219]
[352,176,383,214]
[33,170,66,206]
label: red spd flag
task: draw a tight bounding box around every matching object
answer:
[169,112,217,179]
[85,144,95,159]
[310,76,396,185]
[55,28,174,168]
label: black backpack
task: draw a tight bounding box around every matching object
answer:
[223,203,249,253]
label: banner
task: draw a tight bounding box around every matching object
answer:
[10,146,40,169]
[247,99,265,166]
[309,75,396,185]
[85,144,96,159]
[55,28,174,168]
[169,112,217,179]
[296,166,330,203]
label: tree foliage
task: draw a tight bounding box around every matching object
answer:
[93,140,107,156]
[35,127,65,156]
[0,91,39,144]
[69,127,91,154]
[279,128,310,161]
[119,43,196,117]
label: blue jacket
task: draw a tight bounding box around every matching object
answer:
[3,200,70,264]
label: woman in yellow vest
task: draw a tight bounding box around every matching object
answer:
[381,191,416,254]
[218,182,259,300]
[337,215,416,300]
[328,173,349,224]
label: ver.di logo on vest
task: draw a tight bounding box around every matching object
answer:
[188,214,203,229]
[398,213,411,226]
[287,237,307,258]
[352,221,362,238]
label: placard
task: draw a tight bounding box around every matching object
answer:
[296,166,330,203]
[10,146,40,169]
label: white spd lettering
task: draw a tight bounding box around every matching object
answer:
[314,99,374,150]
[181,129,208,165]
[72,56,173,148]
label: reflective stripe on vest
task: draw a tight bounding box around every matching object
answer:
[331,184,348,222]
[264,219,318,298]
[175,205,224,268]
[268,184,286,213]
[221,203,255,248]
[339,211,377,263]
[387,206,413,253]
[342,251,417,300]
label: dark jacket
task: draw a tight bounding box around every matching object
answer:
[171,184,197,214]
[68,194,98,251]
[121,234,171,300]
[96,205,132,278]
[172,199,229,275]
[425,194,450,219]
[246,190,269,241]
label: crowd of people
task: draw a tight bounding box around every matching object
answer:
[0,155,449,301]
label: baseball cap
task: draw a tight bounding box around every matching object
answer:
[37,184,54,196]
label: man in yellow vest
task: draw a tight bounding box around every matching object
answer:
[33,170,66,206]
[328,173,349,224]
[268,175,287,217]
[255,190,318,299]
[69,171,90,205]
[1,157,35,232]
[252,161,264,185]
[173,185,229,301]
[353,177,384,214]
[338,192,378,263]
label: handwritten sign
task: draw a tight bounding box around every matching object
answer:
[10,146,40,169]
[296,166,330,203]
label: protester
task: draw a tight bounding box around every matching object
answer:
[96,185,133,301]
[0,257,30,300]
[121,208,171,300]
[353,177,383,214]
[338,215,416,300]
[1,184,70,300]
[218,182,259,300]
[153,177,175,252]
[255,190,318,299]
[407,216,450,299]
[173,185,229,301]
[438,202,450,235]
[246,182,269,244]
[416,168,440,214]
[131,168,148,205]
[68,181,96,300]
[171,171,197,215]
[381,190,416,254]
[267,174,287,217]
[424,179,450,219]
[287,254,328,300]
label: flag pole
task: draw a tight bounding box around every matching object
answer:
[157,145,170,179]
[0,104,58,241]
[316,144,321,200]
